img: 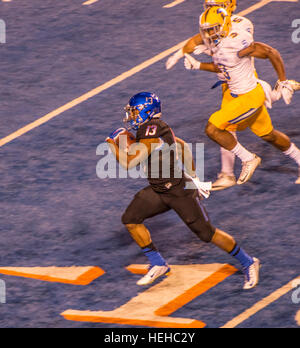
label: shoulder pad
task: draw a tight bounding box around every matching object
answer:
[225,29,253,50]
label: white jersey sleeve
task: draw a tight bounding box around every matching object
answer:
[216,15,254,82]
[228,29,254,51]
[231,15,254,36]
[194,15,254,57]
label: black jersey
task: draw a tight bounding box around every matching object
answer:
[136,117,183,192]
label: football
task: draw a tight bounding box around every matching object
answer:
[115,129,136,152]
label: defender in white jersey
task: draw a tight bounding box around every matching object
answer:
[210,29,257,95]
[184,7,300,185]
[195,14,255,85]
[194,13,254,57]
[165,0,256,190]
[166,0,253,70]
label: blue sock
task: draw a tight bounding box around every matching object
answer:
[142,243,167,267]
[229,244,253,269]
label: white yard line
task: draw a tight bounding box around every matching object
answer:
[239,0,298,17]
[82,0,99,6]
[221,276,300,328]
[0,0,297,148]
[163,0,186,8]
[0,41,186,147]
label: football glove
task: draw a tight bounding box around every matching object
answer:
[193,44,209,56]
[166,48,184,70]
[275,80,295,105]
[288,80,300,91]
[106,127,126,142]
[184,53,201,70]
[192,176,212,199]
[185,173,212,199]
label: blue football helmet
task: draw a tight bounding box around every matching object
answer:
[123,92,161,130]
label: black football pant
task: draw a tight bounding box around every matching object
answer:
[122,179,216,243]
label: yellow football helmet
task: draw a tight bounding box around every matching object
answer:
[204,0,237,15]
[199,7,232,48]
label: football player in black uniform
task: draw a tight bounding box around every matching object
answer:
[106,92,259,289]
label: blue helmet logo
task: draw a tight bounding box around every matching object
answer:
[124,92,161,130]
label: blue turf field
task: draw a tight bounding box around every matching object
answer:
[0,0,299,328]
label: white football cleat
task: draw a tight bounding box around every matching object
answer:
[243,258,260,290]
[237,155,261,185]
[137,264,171,286]
[211,173,237,191]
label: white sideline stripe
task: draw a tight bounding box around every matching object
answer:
[238,0,298,16]
[82,0,98,5]
[221,276,300,328]
[163,0,186,8]
[0,41,187,148]
[0,0,298,148]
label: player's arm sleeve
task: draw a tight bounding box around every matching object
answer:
[234,31,254,53]
[243,17,254,36]
[249,20,254,36]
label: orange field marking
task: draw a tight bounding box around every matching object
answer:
[63,313,205,329]
[0,266,105,285]
[62,263,237,328]
[155,264,237,317]
[296,310,300,326]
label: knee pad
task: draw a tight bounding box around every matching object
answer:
[188,219,216,243]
